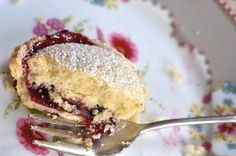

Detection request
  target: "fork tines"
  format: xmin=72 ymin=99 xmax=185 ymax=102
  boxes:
xmin=29 ymin=113 xmax=95 ymax=155
xmin=34 ymin=140 xmax=95 ymax=156
xmin=29 ymin=113 xmax=84 ymax=127
xmin=31 ymin=125 xmax=79 ymax=138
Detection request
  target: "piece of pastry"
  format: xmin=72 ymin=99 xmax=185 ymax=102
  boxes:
xmin=9 ymin=30 xmax=148 ymax=134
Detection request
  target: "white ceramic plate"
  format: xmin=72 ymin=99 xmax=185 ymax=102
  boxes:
xmin=0 ymin=0 xmax=235 ymax=156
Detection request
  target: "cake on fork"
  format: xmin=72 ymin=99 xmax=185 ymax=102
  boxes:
xmin=9 ymin=30 xmax=148 ymax=135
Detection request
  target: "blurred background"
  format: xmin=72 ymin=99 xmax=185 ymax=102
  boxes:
xmin=158 ymin=0 xmax=236 ymax=84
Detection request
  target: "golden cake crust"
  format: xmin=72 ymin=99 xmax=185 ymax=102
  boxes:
xmin=9 ymin=33 xmax=148 ymax=122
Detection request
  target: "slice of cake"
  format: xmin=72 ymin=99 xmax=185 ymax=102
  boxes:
xmin=9 ymin=30 xmax=148 ymax=135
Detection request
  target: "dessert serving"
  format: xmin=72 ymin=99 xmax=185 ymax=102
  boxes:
xmin=9 ymin=30 xmax=148 ymax=136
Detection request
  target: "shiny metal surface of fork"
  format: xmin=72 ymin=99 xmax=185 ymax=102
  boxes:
xmin=30 ymin=114 xmax=236 ymax=156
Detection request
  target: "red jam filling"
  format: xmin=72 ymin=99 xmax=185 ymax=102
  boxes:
xmin=21 ymin=30 xmax=115 ymax=134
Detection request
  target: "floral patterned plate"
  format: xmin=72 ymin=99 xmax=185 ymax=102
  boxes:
xmin=218 ymin=0 xmax=236 ymax=22
xmin=0 ymin=0 xmax=235 ymax=156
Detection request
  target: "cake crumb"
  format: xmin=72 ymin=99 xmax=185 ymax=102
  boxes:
xmin=92 ymin=109 xmax=99 ymax=116
xmin=121 ymin=141 xmax=130 ymax=146
xmin=63 ymin=101 xmax=77 ymax=112
xmin=51 ymin=114 xmax=58 ymax=119
xmin=46 ymin=113 xmax=58 ymax=119
xmin=93 ymin=109 xmax=113 ymax=123
xmin=92 ymin=133 xmax=101 ymax=139
xmin=104 ymin=124 xmax=115 ymax=134
xmin=84 ymin=138 xmax=93 ymax=148
xmin=46 ymin=113 xmax=51 ymax=116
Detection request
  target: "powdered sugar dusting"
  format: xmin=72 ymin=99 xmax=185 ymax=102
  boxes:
xmin=36 ymin=43 xmax=146 ymax=103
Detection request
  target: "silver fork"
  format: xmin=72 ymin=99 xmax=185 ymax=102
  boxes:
xmin=29 ymin=114 xmax=236 ymax=156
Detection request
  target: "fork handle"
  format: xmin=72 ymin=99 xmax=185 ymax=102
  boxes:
xmin=141 ymin=115 xmax=236 ymax=133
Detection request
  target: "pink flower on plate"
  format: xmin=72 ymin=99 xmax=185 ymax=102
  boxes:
xmin=120 ymin=0 xmax=130 ymax=2
xmin=16 ymin=118 xmax=49 ymax=155
xmin=217 ymin=123 xmax=236 ymax=136
xmin=96 ymin=27 xmax=105 ymax=41
xmin=46 ymin=18 xmax=65 ymax=31
xmin=202 ymin=141 xmax=212 ymax=152
xmin=33 ymin=23 xmax=48 ymax=36
xmin=109 ymin=33 xmax=138 ymax=62
xmin=202 ymin=93 xmax=212 ymax=104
